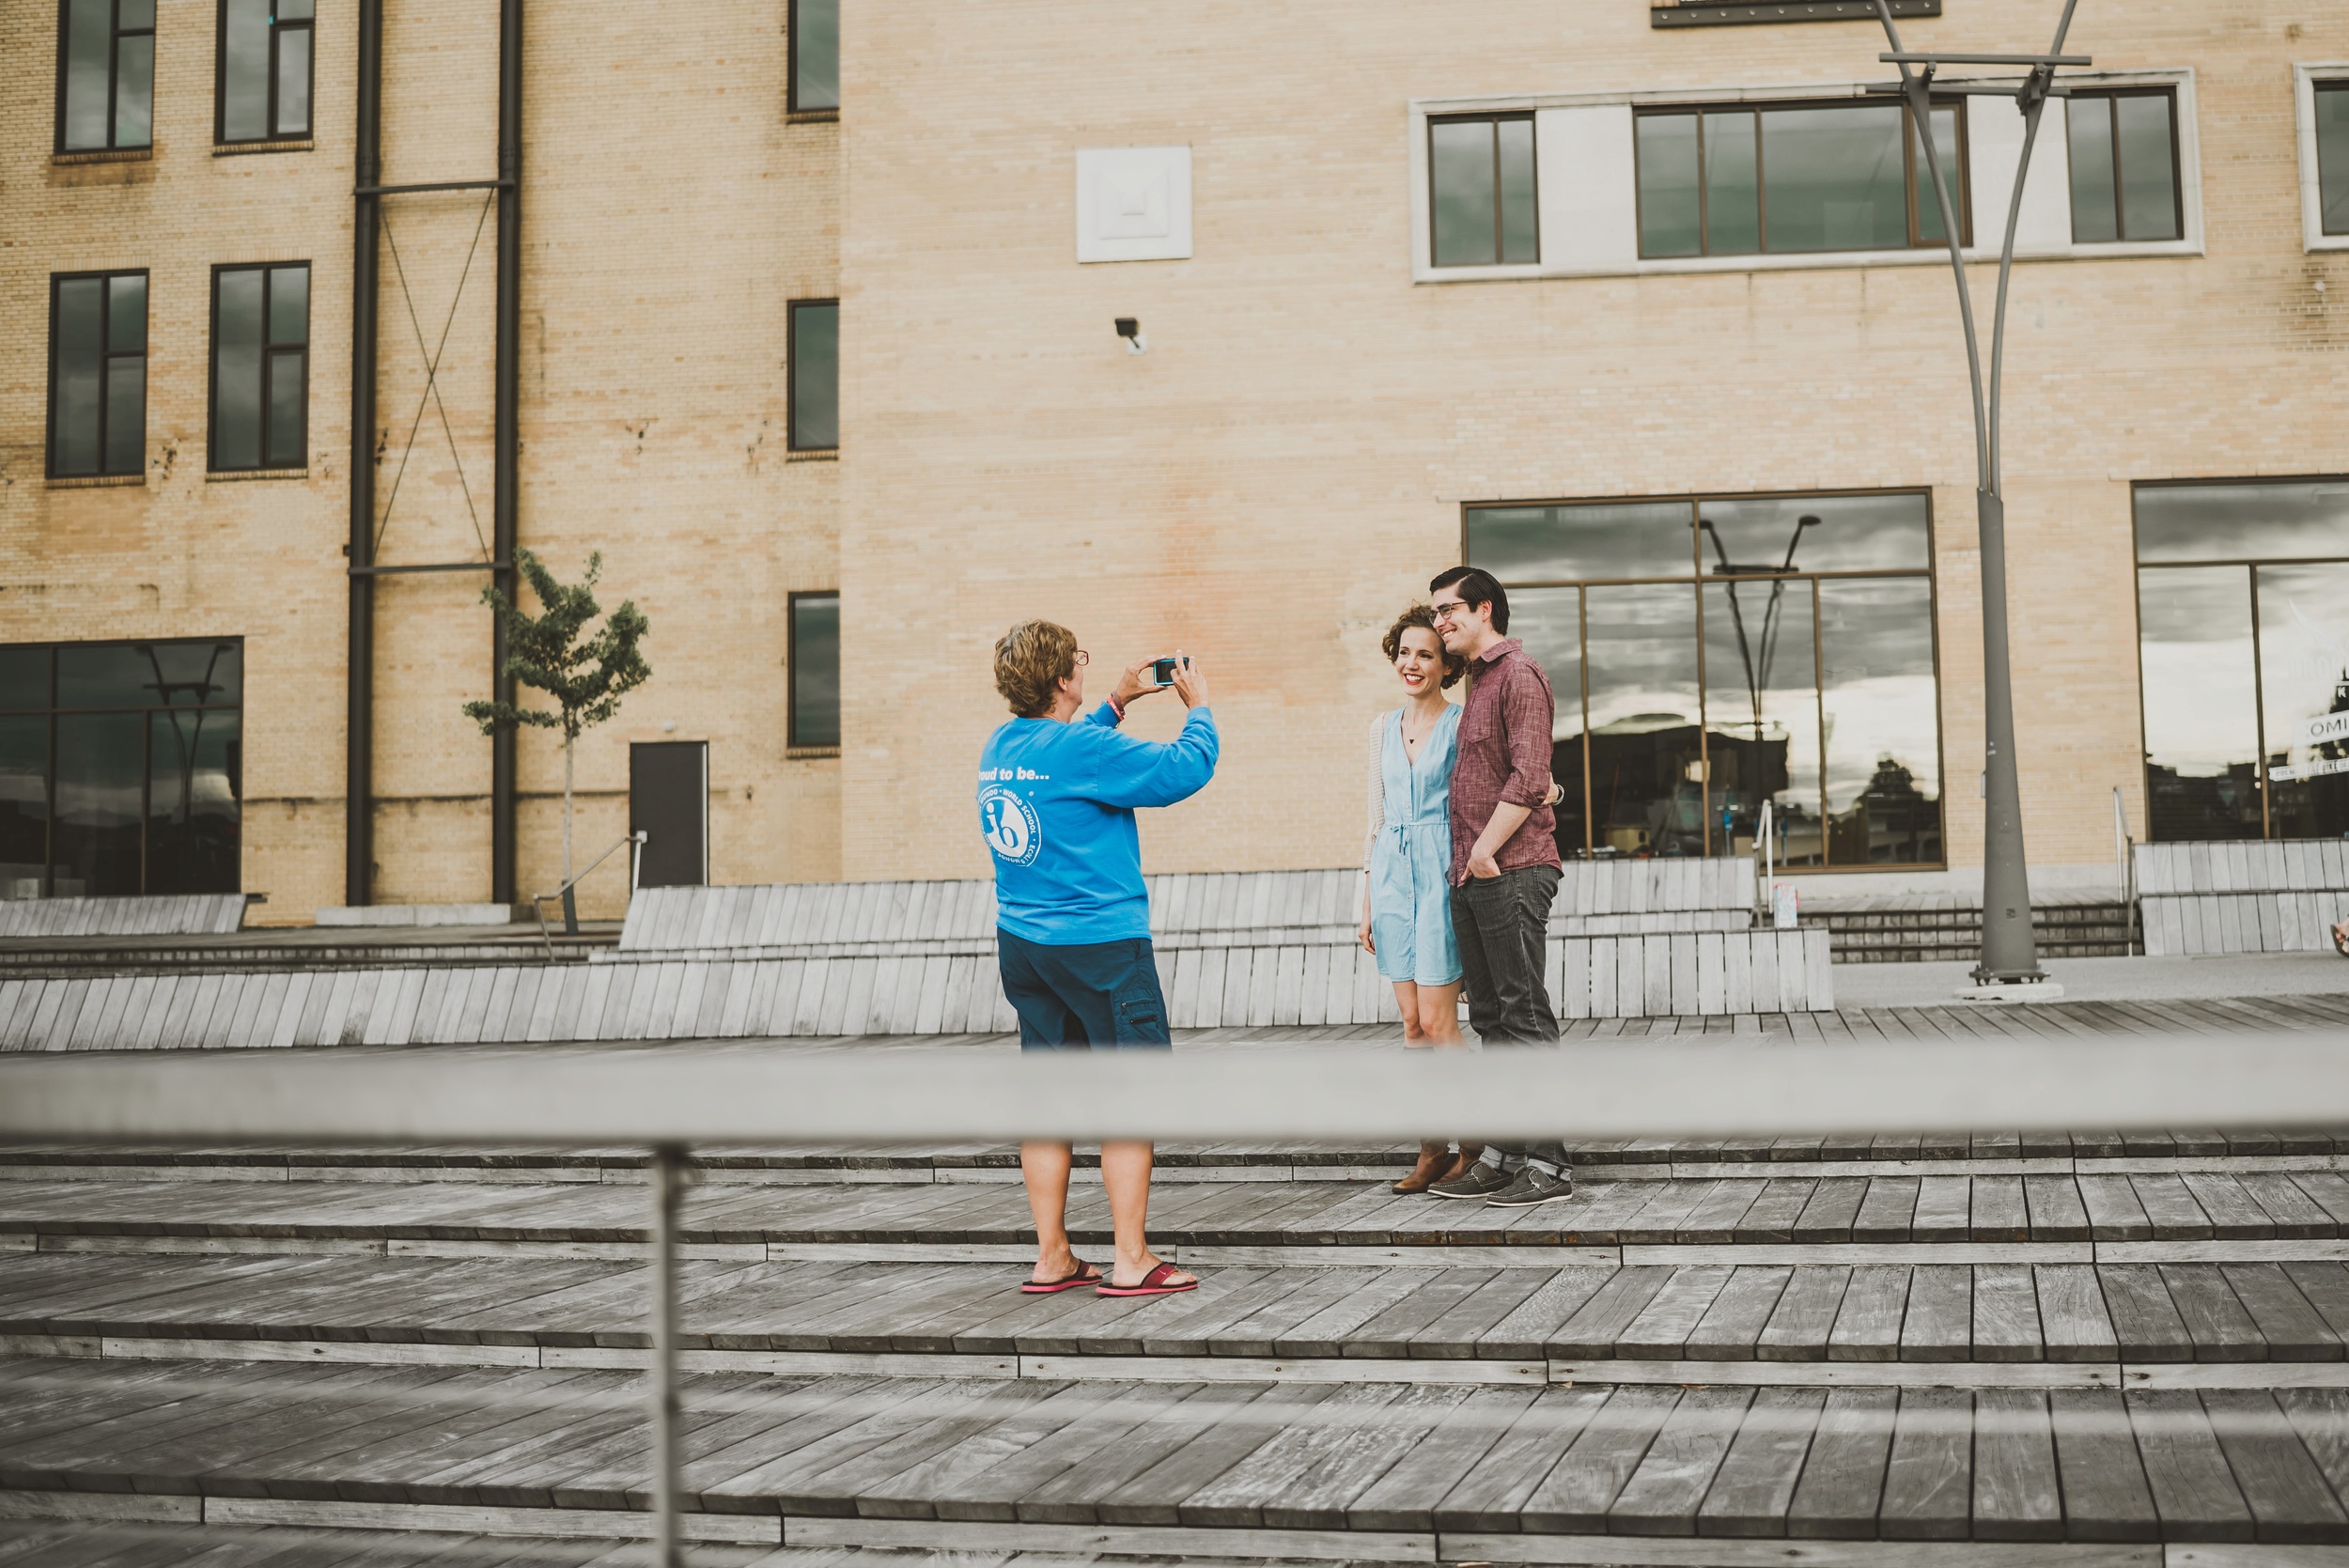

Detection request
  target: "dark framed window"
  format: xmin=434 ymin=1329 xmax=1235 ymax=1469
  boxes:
xmin=2068 ymin=89 xmax=2181 ymax=243
xmin=788 ymin=299 xmax=838 ymax=452
xmin=1429 ymin=114 xmax=1537 ymax=267
xmin=788 ymin=0 xmax=837 ymax=114
xmin=48 ymin=272 xmax=148 ymax=479
xmin=0 ymin=639 xmax=243 ymax=901
xmin=2315 ymin=81 xmax=2349 ymax=237
xmin=217 ymin=0 xmax=312 ymax=144
xmin=56 ymin=0 xmax=154 ymax=153
xmin=788 ymin=593 xmax=841 ymax=750
xmin=1466 ymin=490 xmax=1943 ymax=868
xmin=2133 ymin=480 xmax=2349 ymax=844
xmin=1636 ymin=99 xmax=1967 ymax=259
xmin=210 ymin=263 xmax=309 ymax=473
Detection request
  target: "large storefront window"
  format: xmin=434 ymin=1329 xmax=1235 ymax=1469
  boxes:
xmin=0 ymin=639 xmax=241 ymax=899
xmin=2136 ymin=481 xmax=2349 ymax=842
xmin=1468 ymin=490 xmax=1943 ymax=867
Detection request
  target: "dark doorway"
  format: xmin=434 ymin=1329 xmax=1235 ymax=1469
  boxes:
xmin=630 ymin=741 xmax=707 ymax=888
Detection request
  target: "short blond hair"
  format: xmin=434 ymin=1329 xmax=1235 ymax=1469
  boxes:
xmin=994 ymin=620 xmax=1079 ymax=718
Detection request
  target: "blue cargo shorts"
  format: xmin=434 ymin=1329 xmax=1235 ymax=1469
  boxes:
xmin=996 ymin=929 xmax=1172 ymax=1049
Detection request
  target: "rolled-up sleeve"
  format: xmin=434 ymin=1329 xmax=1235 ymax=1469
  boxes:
xmin=1496 ymin=665 xmax=1554 ymax=809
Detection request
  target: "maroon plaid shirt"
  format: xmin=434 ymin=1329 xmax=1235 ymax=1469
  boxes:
xmin=1448 ymin=638 xmax=1562 ymax=886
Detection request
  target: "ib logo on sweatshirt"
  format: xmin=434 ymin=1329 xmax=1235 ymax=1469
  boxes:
xmin=978 ymin=787 xmax=1042 ymax=866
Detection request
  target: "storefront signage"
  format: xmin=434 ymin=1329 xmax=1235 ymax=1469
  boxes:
xmin=2270 ymin=755 xmax=2349 ymax=784
xmin=2302 ymin=712 xmax=2349 ymax=750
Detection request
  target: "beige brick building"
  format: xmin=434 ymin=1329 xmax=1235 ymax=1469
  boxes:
xmin=6 ymin=0 xmax=2348 ymax=922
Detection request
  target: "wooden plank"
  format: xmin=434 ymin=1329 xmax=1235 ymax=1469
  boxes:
xmin=2023 ymin=1174 xmax=2092 ymax=1242
xmin=1784 ymin=1386 xmax=1897 ymax=1539
xmin=1429 ymin=1385 xmax=1612 ymax=1531
xmin=1092 ymin=1382 xmax=1348 ymax=1527
xmin=1899 ymin=1265 xmax=1971 ymax=1363
xmin=1827 ymin=1264 xmax=1911 ymax=1364
xmin=1343 ymin=1382 xmax=1544 ymax=1532
xmin=1518 ymin=1384 xmax=1683 ymax=1533
xmin=1910 ymin=1175 xmax=1971 ymax=1242
xmin=2159 ymin=1263 xmax=2264 ymax=1363
xmin=1755 ymin=1265 xmax=1851 ymax=1363
xmin=1853 ymin=1177 xmax=1920 ymax=1244
xmin=1684 ymin=1266 xmax=1792 ymax=1361
xmin=2199 ymin=1389 xmax=2349 ymax=1542
xmin=2036 ymin=1265 xmax=2119 ymax=1363
xmin=1693 ymin=1385 xmax=1825 ymax=1538
xmin=1547 ymin=1267 xmax=1673 ymax=1358
xmin=1614 ymin=1266 xmax=1735 ymax=1359
xmin=1878 ymin=1387 xmax=1971 ymax=1540
xmin=2100 ymin=1264 xmax=2193 ymax=1363
xmin=1476 ymin=1268 xmax=1614 ymax=1361
xmin=1608 ymin=1386 xmax=1752 ymax=1536
xmin=1972 ymin=1264 xmax=2044 ymax=1363
xmin=2129 ymin=1389 xmax=2257 ymax=1538
xmin=2049 ymin=1389 xmax=2159 ymax=1543
xmin=2078 ymin=1174 xmax=2155 ymax=1241
xmin=2219 ymin=1263 xmax=2343 ymax=1361
xmin=1972 ymin=1388 xmax=2062 ymax=1540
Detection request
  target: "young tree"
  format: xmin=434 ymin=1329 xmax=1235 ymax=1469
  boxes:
xmin=463 ymin=549 xmax=651 ymax=905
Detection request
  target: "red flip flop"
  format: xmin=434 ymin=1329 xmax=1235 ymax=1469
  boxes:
xmin=1020 ymin=1262 xmax=1102 ymax=1295
xmin=1097 ymin=1262 xmax=1198 ymax=1297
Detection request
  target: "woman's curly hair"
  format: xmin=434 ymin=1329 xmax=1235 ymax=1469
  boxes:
xmin=994 ymin=619 xmax=1080 ymax=718
xmin=1382 ymin=604 xmax=1466 ymax=690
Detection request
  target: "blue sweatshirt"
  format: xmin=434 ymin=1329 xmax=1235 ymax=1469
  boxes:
xmin=978 ymin=701 xmax=1219 ymax=945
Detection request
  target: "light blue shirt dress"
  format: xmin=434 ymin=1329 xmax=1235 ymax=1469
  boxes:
xmin=1365 ymin=705 xmax=1463 ymax=986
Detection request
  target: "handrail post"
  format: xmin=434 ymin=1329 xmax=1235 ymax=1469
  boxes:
xmin=649 ymin=1141 xmax=688 ymax=1567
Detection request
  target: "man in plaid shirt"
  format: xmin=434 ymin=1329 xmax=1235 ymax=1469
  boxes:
xmin=1423 ymin=567 xmax=1574 ymax=1207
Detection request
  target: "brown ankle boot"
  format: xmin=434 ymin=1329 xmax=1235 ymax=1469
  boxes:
xmin=1436 ymin=1142 xmax=1485 ymax=1184
xmin=1393 ymin=1141 xmax=1450 ymax=1193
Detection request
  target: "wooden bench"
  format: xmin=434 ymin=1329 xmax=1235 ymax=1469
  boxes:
xmin=2135 ymin=840 xmax=2349 ymax=955
xmin=0 ymin=894 xmax=247 ymax=941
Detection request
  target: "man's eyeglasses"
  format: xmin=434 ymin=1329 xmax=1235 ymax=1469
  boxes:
xmin=1071 ymin=650 xmax=1090 ymax=667
xmin=1429 ymin=601 xmax=1472 ymax=624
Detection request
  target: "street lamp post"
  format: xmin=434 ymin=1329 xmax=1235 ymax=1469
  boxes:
xmin=1869 ymin=0 xmax=2087 ymax=998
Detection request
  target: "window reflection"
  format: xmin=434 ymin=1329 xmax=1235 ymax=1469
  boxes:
xmin=1704 ymin=579 xmax=1822 ymax=865
xmin=1821 ymin=578 xmax=1942 ymax=864
xmin=1584 ymin=584 xmax=1704 ymax=859
xmin=1470 ymin=490 xmax=1941 ymax=867
xmin=2136 ymin=482 xmax=2349 ymax=564
xmin=1468 ymin=502 xmax=1691 ymax=583
xmin=148 ymin=710 xmax=241 ymax=893
xmin=1509 ymin=587 xmax=1584 ymax=858
xmin=2257 ymin=563 xmax=2349 ymax=840
xmin=53 ymin=713 xmax=144 ymax=897
xmin=2137 ymin=565 xmax=2261 ymax=841
xmin=0 ymin=718 xmax=46 ymax=899
xmin=2 ymin=639 xmax=242 ymax=899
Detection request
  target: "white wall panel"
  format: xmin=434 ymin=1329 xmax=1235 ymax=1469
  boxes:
xmin=1536 ymin=104 xmax=1639 ymax=273
xmin=1966 ymin=96 xmax=2073 ymax=256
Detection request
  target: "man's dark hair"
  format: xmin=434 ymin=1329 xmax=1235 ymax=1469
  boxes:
xmin=1430 ymin=566 xmax=1509 ymax=635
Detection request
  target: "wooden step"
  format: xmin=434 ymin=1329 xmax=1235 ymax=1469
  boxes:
xmin=15 ymin=1252 xmax=2349 ymax=1374
xmin=13 ymin=1170 xmax=2349 ymax=1257
xmin=6 ymin=1356 xmax=2349 ymax=1547
xmin=10 ymin=1128 xmax=2348 ymax=1186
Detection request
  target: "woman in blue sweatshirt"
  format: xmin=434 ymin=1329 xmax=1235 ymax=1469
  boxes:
xmin=980 ymin=620 xmax=1218 ymax=1297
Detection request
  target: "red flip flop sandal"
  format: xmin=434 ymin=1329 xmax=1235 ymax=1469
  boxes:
xmin=1020 ymin=1262 xmax=1102 ymax=1295
xmin=1097 ymin=1262 xmax=1198 ymax=1297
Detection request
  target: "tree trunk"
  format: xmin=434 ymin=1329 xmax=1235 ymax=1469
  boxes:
xmin=562 ymin=732 xmax=576 ymax=891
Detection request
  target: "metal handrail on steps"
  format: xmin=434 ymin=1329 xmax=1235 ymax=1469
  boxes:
xmin=532 ymin=831 xmax=647 ymax=951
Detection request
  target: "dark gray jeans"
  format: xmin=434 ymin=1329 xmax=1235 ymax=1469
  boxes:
xmin=1451 ymin=863 xmax=1564 ymax=1171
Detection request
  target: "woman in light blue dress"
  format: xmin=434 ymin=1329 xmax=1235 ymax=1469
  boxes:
xmin=1357 ymin=605 xmax=1473 ymax=1192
